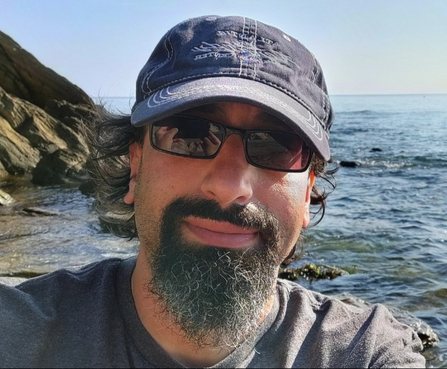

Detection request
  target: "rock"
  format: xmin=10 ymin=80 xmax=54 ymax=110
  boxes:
xmin=0 ymin=161 xmax=8 ymax=177
xmin=0 ymin=188 xmax=14 ymax=206
xmin=20 ymin=207 xmax=61 ymax=216
xmin=370 ymin=148 xmax=383 ymax=152
xmin=31 ymin=149 xmax=88 ymax=186
xmin=340 ymin=160 xmax=359 ymax=168
xmin=0 ymin=116 xmax=40 ymax=174
xmin=0 ymin=30 xmax=93 ymax=109
xmin=279 ymin=263 xmax=348 ymax=281
xmin=0 ymin=30 xmax=98 ymax=184
xmin=0 ymin=86 xmax=91 ymax=181
xmin=79 ymin=179 xmax=96 ymax=196
xmin=44 ymin=99 xmax=97 ymax=134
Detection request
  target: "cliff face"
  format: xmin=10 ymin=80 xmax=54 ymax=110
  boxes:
xmin=0 ymin=30 xmax=97 ymax=184
xmin=0 ymin=30 xmax=92 ymax=109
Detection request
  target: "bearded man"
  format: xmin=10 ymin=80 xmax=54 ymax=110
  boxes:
xmin=0 ymin=15 xmax=425 ymax=368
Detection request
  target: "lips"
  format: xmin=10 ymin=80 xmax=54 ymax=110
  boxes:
xmin=182 ymin=217 xmax=259 ymax=249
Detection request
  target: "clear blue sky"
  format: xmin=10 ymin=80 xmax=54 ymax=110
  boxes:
xmin=2 ymin=0 xmax=447 ymax=97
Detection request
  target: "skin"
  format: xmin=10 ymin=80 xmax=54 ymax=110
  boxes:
xmin=124 ymin=102 xmax=315 ymax=367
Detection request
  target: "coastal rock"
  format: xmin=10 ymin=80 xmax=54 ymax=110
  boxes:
xmin=78 ymin=179 xmax=96 ymax=196
xmin=31 ymin=149 xmax=88 ymax=185
xmin=0 ymin=109 xmax=40 ymax=174
xmin=279 ymin=263 xmax=348 ymax=281
xmin=0 ymin=161 xmax=7 ymax=177
xmin=20 ymin=207 xmax=61 ymax=216
xmin=0 ymin=86 xmax=90 ymax=178
xmin=340 ymin=160 xmax=359 ymax=168
xmin=0 ymin=30 xmax=92 ymax=109
xmin=44 ymin=99 xmax=97 ymax=134
xmin=0 ymin=31 xmax=98 ymax=184
xmin=0 ymin=188 xmax=14 ymax=206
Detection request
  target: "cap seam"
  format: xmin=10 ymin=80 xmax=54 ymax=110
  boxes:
xmin=141 ymin=28 xmax=176 ymax=96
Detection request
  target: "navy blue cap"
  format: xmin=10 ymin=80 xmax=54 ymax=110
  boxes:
xmin=131 ymin=15 xmax=333 ymax=161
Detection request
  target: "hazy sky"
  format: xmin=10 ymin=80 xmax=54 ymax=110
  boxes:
xmin=2 ymin=0 xmax=447 ymax=97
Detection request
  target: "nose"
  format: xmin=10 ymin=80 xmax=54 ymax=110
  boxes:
xmin=200 ymin=134 xmax=256 ymax=207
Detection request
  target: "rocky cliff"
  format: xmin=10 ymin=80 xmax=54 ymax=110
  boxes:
xmin=0 ymin=30 xmax=97 ymax=184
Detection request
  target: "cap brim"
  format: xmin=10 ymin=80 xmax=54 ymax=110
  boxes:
xmin=131 ymin=76 xmax=330 ymax=161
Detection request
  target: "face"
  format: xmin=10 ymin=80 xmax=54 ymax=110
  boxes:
xmin=125 ymin=102 xmax=315 ymax=347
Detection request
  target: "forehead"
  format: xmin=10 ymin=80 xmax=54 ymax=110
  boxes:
xmin=181 ymin=102 xmax=294 ymax=132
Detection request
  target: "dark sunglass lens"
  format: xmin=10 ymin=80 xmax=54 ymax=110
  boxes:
xmin=151 ymin=116 xmax=224 ymax=157
xmin=246 ymin=132 xmax=311 ymax=171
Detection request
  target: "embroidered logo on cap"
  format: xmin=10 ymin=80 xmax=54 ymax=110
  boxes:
xmin=191 ymin=31 xmax=299 ymax=69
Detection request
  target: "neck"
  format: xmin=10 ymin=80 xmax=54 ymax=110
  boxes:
xmin=131 ymin=251 xmax=275 ymax=367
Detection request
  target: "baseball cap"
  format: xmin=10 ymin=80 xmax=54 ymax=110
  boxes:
xmin=131 ymin=15 xmax=333 ymax=161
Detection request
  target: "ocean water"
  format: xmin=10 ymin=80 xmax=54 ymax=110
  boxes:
xmin=0 ymin=94 xmax=446 ymax=366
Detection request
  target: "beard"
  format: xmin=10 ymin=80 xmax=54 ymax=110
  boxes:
xmin=143 ymin=197 xmax=287 ymax=348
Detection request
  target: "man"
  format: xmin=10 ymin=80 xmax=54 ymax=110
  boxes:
xmin=0 ymin=15 xmax=425 ymax=367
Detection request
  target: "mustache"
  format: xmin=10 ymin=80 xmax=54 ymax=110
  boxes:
xmin=162 ymin=197 xmax=279 ymax=236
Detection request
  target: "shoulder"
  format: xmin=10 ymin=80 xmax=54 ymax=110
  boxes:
xmin=0 ymin=257 xmax=129 ymax=323
xmin=0 ymin=257 xmax=134 ymax=366
xmin=273 ymin=279 xmax=425 ymax=368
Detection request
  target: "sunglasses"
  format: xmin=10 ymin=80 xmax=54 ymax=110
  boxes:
xmin=149 ymin=114 xmax=313 ymax=172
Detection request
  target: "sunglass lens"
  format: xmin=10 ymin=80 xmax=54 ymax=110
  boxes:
xmin=152 ymin=116 xmax=224 ymax=157
xmin=246 ymin=132 xmax=311 ymax=171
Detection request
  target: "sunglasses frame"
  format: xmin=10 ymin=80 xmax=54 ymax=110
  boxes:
xmin=149 ymin=114 xmax=313 ymax=173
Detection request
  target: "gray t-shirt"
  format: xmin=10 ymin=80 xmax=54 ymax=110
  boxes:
xmin=0 ymin=257 xmax=425 ymax=368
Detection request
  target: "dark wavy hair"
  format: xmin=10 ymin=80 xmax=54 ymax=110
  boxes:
xmin=87 ymin=108 xmax=337 ymax=239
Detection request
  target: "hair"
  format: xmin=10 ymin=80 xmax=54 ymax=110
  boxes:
xmin=87 ymin=108 xmax=337 ymax=239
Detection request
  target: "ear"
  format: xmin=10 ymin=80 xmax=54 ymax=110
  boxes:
xmin=123 ymin=142 xmax=142 ymax=205
xmin=302 ymin=172 xmax=316 ymax=227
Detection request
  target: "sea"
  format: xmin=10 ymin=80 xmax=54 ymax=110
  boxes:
xmin=0 ymin=94 xmax=446 ymax=367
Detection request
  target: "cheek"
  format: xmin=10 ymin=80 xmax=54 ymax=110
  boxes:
xmin=263 ymin=175 xmax=308 ymax=248
xmin=135 ymin=148 xmax=204 ymax=215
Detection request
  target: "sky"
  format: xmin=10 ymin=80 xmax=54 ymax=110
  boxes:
xmin=1 ymin=0 xmax=447 ymax=98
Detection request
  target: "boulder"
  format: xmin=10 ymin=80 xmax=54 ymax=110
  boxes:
xmin=340 ymin=160 xmax=359 ymax=168
xmin=0 ymin=112 xmax=40 ymax=174
xmin=0 ymin=30 xmax=99 ymax=184
xmin=31 ymin=149 xmax=88 ymax=186
xmin=0 ymin=188 xmax=14 ymax=206
xmin=0 ymin=30 xmax=93 ymax=109
xmin=0 ymin=161 xmax=7 ymax=177
xmin=44 ymin=99 xmax=97 ymax=134
xmin=0 ymin=86 xmax=90 ymax=177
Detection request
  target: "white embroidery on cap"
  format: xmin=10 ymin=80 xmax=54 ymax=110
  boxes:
xmin=191 ymin=35 xmax=298 ymax=68
xmin=283 ymin=34 xmax=291 ymax=42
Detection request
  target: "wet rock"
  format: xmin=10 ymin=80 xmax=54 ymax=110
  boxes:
xmin=20 ymin=207 xmax=61 ymax=216
xmin=79 ymin=179 xmax=96 ymax=196
xmin=31 ymin=149 xmax=88 ymax=186
xmin=279 ymin=263 xmax=348 ymax=281
xmin=0 ymin=30 xmax=92 ymax=109
xmin=340 ymin=161 xmax=359 ymax=168
xmin=0 ymin=188 xmax=14 ymax=206
xmin=370 ymin=147 xmax=383 ymax=152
